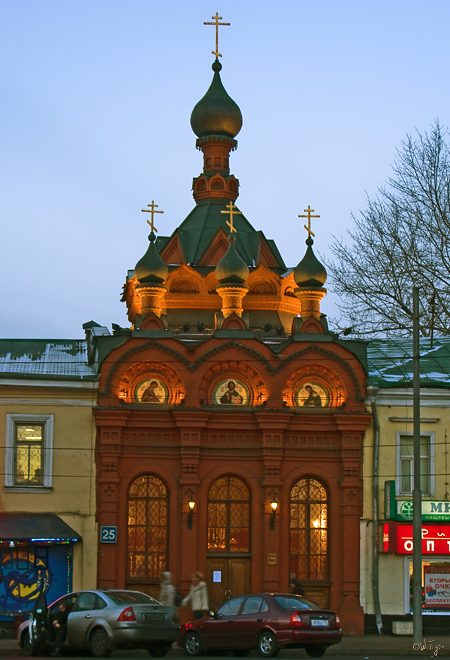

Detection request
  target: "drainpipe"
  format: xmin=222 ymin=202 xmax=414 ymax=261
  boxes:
xmin=368 ymin=386 xmax=383 ymax=635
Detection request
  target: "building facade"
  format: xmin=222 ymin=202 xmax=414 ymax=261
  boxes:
xmin=361 ymin=337 xmax=450 ymax=632
xmin=92 ymin=56 xmax=371 ymax=634
xmin=0 ymin=339 xmax=98 ymax=619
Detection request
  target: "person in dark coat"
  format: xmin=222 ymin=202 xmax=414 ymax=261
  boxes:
xmin=289 ymin=577 xmax=305 ymax=596
xmin=50 ymin=600 xmax=71 ymax=656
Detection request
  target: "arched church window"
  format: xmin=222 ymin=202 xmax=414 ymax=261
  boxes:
xmin=208 ymin=476 xmax=250 ymax=552
xmin=127 ymin=475 xmax=168 ymax=579
xmin=290 ymin=478 xmax=328 ymax=581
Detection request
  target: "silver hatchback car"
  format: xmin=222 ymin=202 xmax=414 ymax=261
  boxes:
xmin=18 ymin=589 xmax=179 ymax=657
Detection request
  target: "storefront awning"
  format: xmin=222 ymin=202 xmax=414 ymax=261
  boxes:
xmin=0 ymin=513 xmax=81 ymax=542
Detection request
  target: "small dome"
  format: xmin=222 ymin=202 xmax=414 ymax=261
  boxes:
xmin=215 ymin=235 xmax=249 ymax=284
xmin=191 ymin=61 xmax=243 ymax=139
xmin=294 ymin=238 xmax=327 ymax=287
xmin=135 ymin=233 xmax=168 ymax=284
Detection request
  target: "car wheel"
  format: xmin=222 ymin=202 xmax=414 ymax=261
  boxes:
xmin=305 ymin=645 xmax=327 ymax=658
xmin=89 ymin=628 xmax=111 ymax=657
xmin=22 ymin=630 xmax=38 ymax=657
xmin=257 ymin=631 xmax=278 ymax=657
xmin=148 ymin=643 xmax=171 ymax=657
xmin=231 ymin=650 xmax=250 ymax=656
xmin=183 ymin=631 xmax=203 ymax=656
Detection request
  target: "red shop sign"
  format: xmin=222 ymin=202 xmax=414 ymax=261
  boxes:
xmin=395 ymin=524 xmax=450 ymax=554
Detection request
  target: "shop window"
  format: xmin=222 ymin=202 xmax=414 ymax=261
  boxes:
xmin=289 ymin=477 xmax=328 ymax=581
xmin=397 ymin=432 xmax=434 ymax=496
xmin=127 ymin=475 xmax=168 ymax=579
xmin=207 ymin=476 xmax=250 ymax=552
xmin=5 ymin=414 xmax=54 ymax=489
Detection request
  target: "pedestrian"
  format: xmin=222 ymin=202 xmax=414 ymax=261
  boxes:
xmin=289 ymin=577 xmax=305 ymax=597
xmin=159 ymin=571 xmax=177 ymax=607
xmin=181 ymin=571 xmax=208 ymax=619
xmin=50 ymin=600 xmax=71 ymax=656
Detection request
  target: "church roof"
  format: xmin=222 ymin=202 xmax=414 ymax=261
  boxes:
xmin=0 ymin=339 xmax=97 ymax=380
xmin=155 ymin=200 xmax=286 ymax=269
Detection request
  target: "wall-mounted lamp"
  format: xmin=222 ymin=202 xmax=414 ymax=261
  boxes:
xmin=187 ymin=499 xmax=196 ymax=530
xmin=9 ymin=541 xmax=15 ymax=548
xmin=270 ymin=499 xmax=279 ymax=530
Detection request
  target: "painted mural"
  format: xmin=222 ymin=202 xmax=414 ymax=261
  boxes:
xmin=213 ymin=379 xmax=250 ymax=405
xmin=295 ymin=382 xmax=329 ymax=407
xmin=0 ymin=546 xmax=70 ymax=616
xmin=135 ymin=378 xmax=168 ymax=403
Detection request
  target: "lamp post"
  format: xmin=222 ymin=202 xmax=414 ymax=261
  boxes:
xmin=187 ymin=499 xmax=196 ymax=530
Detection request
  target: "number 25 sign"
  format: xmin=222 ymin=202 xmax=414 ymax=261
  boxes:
xmin=100 ymin=526 xmax=117 ymax=543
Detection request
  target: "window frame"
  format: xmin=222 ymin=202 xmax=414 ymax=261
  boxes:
xmin=396 ymin=431 xmax=434 ymax=497
xmin=5 ymin=414 xmax=54 ymax=490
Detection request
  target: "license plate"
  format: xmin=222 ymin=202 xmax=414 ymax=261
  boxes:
xmin=311 ymin=619 xmax=328 ymax=627
xmin=144 ymin=612 xmax=165 ymax=622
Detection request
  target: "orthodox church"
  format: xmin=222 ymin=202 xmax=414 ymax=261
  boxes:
xmin=91 ymin=28 xmax=371 ymax=635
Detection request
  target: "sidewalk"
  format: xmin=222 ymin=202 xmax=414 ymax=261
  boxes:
xmin=0 ymin=635 xmax=449 ymax=657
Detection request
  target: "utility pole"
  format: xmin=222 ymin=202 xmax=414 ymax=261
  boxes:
xmin=412 ymin=287 xmax=423 ymax=644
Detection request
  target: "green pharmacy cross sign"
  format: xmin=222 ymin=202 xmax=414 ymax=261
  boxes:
xmin=384 ymin=481 xmax=450 ymax=522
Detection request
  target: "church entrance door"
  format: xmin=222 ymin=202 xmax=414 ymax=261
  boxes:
xmin=207 ymin=557 xmax=251 ymax=610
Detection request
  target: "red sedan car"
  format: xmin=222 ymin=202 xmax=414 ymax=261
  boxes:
xmin=178 ymin=593 xmax=342 ymax=658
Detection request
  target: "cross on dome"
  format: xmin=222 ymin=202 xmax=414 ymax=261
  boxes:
xmin=298 ymin=205 xmax=320 ymax=239
xmin=141 ymin=201 xmax=164 ymax=234
xmin=221 ymin=201 xmax=241 ymax=235
xmin=204 ymin=12 xmax=230 ymax=59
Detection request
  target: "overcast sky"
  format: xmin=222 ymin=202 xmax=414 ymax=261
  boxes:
xmin=1 ymin=0 xmax=449 ymax=339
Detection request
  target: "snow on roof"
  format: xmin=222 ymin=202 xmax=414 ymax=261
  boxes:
xmin=0 ymin=340 xmax=97 ymax=379
xmin=367 ymin=337 xmax=450 ymax=387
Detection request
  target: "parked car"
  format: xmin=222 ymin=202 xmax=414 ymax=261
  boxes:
xmin=18 ymin=588 xmax=179 ymax=657
xmin=178 ymin=593 xmax=342 ymax=658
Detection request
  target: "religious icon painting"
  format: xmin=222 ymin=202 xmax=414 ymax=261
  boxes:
xmin=135 ymin=378 xmax=169 ymax=404
xmin=213 ymin=379 xmax=250 ymax=405
xmin=295 ymin=382 xmax=329 ymax=408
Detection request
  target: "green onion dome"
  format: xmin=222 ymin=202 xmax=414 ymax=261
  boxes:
xmin=215 ymin=235 xmax=249 ymax=284
xmin=191 ymin=61 xmax=243 ymax=139
xmin=135 ymin=232 xmax=168 ymax=284
xmin=294 ymin=237 xmax=327 ymax=287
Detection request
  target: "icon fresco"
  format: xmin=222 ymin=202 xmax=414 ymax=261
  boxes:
xmin=213 ymin=379 xmax=250 ymax=405
xmin=295 ymin=382 xmax=329 ymax=407
xmin=135 ymin=378 xmax=168 ymax=403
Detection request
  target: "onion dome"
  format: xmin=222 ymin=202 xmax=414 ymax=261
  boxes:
xmin=215 ymin=235 xmax=249 ymax=284
xmin=135 ymin=232 xmax=168 ymax=284
xmin=294 ymin=237 xmax=327 ymax=287
xmin=191 ymin=61 xmax=243 ymax=138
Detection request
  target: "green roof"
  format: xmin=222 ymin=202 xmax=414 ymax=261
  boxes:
xmin=155 ymin=199 xmax=286 ymax=269
xmin=367 ymin=337 xmax=450 ymax=388
xmin=0 ymin=339 xmax=97 ymax=380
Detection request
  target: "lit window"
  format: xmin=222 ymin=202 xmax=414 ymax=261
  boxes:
xmin=397 ymin=432 xmax=434 ymax=496
xmin=5 ymin=414 xmax=54 ymax=489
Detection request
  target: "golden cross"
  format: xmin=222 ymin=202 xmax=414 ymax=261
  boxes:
xmin=204 ymin=12 xmax=230 ymax=59
xmin=221 ymin=202 xmax=241 ymax=234
xmin=298 ymin=205 xmax=320 ymax=239
xmin=141 ymin=201 xmax=164 ymax=234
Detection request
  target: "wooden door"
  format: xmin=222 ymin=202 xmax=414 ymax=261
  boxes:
xmin=207 ymin=557 xmax=250 ymax=610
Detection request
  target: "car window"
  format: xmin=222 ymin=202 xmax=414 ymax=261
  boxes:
xmin=242 ymin=597 xmax=265 ymax=615
xmin=95 ymin=595 xmax=108 ymax=610
xmin=106 ymin=591 xmax=157 ymax=605
xmin=274 ymin=596 xmax=315 ymax=610
xmin=217 ymin=597 xmax=244 ymax=616
xmin=74 ymin=593 xmax=97 ymax=611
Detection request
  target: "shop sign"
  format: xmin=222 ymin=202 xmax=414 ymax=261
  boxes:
xmin=396 ymin=500 xmax=450 ymax=522
xmin=384 ymin=481 xmax=396 ymax=520
xmin=396 ymin=525 xmax=450 ymax=554
xmin=383 ymin=522 xmax=450 ymax=554
xmin=424 ymin=566 xmax=450 ymax=608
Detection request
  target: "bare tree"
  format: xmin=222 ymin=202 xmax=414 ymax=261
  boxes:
xmin=327 ymin=121 xmax=450 ymax=337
